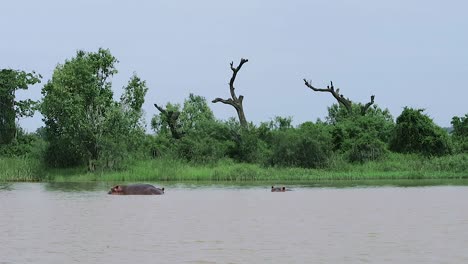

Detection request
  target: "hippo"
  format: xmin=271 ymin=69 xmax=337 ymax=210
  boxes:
xmin=108 ymin=184 xmax=165 ymax=195
xmin=271 ymin=186 xmax=291 ymax=192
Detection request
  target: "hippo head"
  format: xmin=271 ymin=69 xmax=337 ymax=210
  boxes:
xmin=271 ymin=186 xmax=287 ymax=192
xmin=108 ymin=185 xmax=124 ymax=195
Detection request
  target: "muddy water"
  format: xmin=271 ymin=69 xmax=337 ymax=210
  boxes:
xmin=1 ymin=182 xmax=468 ymax=263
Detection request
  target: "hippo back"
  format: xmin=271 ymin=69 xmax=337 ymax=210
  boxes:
xmin=123 ymin=184 xmax=164 ymax=195
xmin=108 ymin=184 xmax=164 ymax=195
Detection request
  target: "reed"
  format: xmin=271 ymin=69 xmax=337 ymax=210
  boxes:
xmin=50 ymin=154 xmax=468 ymax=182
xmin=0 ymin=157 xmax=44 ymax=182
xmin=2 ymin=153 xmax=467 ymax=182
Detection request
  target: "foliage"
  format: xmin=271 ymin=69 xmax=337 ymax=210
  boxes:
xmin=265 ymin=121 xmax=332 ymax=168
xmin=40 ymin=48 xmax=147 ymax=169
xmin=451 ymin=114 xmax=468 ymax=153
xmin=42 ymin=153 xmax=468 ymax=182
xmin=179 ymin=93 xmax=215 ymax=132
xmin=0 ymin=157 xmax=44 ymax=181
xmin=326 ymin=104 xmax=394 ymax=163
xmin=0 ymin=128 xmax=46 ymax=158
xmin=222 ymin=119 xmax=267 ymax=163
xmin=390 ymin=107 xmax=452 ymax=156
xmin=3 ymin=48 xmax=467 ymax=179
xmin=326 ymin=103 xmax=392 ymax=125
xmin=151 ymin=102 xmax=182 ymax=135
xmin=151 ymin=94 xmax=233 ymax=163
xmin=266 ymin=116 xmax=293 ymax=130
xmin=347 ymin=134 xmax=388 ymax=163
xmin=0 ymin=69 xmax=41 ymax=145
xmin=172 ymin=124 xmax=230 ymax=163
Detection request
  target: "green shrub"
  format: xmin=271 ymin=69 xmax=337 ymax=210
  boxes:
xmin=451 ymin=114 xmax=468 ymax=153
xmin=390 ymin=108 xmax=452 ymax=156
xmin=347 ymin=135 xmax=388 ymax=163
xmin=327 ymin=104 xmax=394 ymax=154
xmin=266 ymin=123 xmax=332 ymax=169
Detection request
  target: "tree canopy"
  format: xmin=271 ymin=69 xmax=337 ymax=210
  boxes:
xmin=0 ymin=69 xmax=41 ymax=145
xmin=1 ymin=48 xmax=464 ymax=173
xmin=41 ymin=48 xmax=147 ymax=169
xmin=390 ymin=107 xmax=452 ymax=156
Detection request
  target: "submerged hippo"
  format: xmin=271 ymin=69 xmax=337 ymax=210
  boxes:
xmin=271 ymin=186 xmax=291 ymax=192
xmin=108 ymin=184 xmax=165 ymax=195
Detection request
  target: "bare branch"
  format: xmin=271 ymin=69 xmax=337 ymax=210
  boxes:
xmin=153 ymin=103 xmax=183 ymax=139
xmin=154 ymin=103 xmax=165 ymax=114
xmin=361 ymin=95 xmax=375 ymax=115
xmin=303 ymin=79 xmax=352 ymax=112
xmin=229 ymin=58 xmax=248 ymax=100
xmin=212 ymin=98 xmax=234 ymax=105
xmin=213 ymin=58 xmax=249 ymax=128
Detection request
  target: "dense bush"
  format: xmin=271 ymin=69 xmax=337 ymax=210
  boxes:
xmin=0 ymin=128 xmax=45 ymax=157
xmin=151 ymin=95 xmax=237 ymax=163
xmin=327 ymin=104 xmax=394 ymax=159
xmin=224 ymin=120 xmax=268 ymax=164
xmin=451 ymin=114 xmax=468 ymax=153
xmin=266 ymin=121 xmax=332 ymax=168
xmin=4 ymin=47 xmax=467 ymax=177
xmin=347 ymin=135 xmax=388 ymax=163
xmin=173 ymin=120 xmax=233 ymax=163
xmin=390 ymin=108 xmax=452 ymax=156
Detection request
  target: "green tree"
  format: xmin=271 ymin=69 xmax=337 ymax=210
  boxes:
xmin=97 ymin=74 xmax=149 ymax=168
xmin=41 ymin=48 xmax=117 ymax=168
xmin=41 ymin=48 xmax=147 ymax=169
xmin=0 ymin=69 xmax=41 ymax=145
xmin=451 ymin=114 xmax=468 ymax=153
xmin=151 ymin=94 xmax=232 ymax=163
xmin=121 ymin=74 xmax=148 ymax=123
xmin=266 ymin=121 xmax=332 ymax=168
xmin=172 ymin=120 xmax=232 ymax=163
xmin=347 ymin=134 xmax=388 ymax=163
xmin=390 ymin=107 xmax=452 ymax=156
xmin=0 ymin=127 xmax=45 ymax=157
xmin=326 ymin=104 xmax=393 ymax=162
xmin=266 ymin=116 xmax=293 ymax=130
xmin=226 ymin=121 xmax=267 ymax=163
xmin=179 ymin=93 xmax=215 ymax=132
xmin=152 ymin=102 xmax=183 ymax=138
xmin=120 ymin=73 xmax=148 ymax=153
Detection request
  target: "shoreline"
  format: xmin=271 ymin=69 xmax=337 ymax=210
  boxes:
xmin=1 ymin=154 xmax=467 ymax=182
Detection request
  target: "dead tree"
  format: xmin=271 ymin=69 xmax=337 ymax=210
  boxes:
xmin=303 ymin=79 xmax=375 ymax=115
xmin=213 ymin=58 xmax=248 ymax=128
xmin=154 ymin=103 xmax=184 ymax=139
xmin=361 ymin=95 xmax=375 ymax=115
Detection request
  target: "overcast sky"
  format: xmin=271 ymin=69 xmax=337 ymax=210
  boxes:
xmin=2 ymin=0 xmax=467 ymax=132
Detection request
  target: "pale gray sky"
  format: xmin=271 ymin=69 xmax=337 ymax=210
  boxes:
xmin=2 ymin=0 xmax=467 ymax=132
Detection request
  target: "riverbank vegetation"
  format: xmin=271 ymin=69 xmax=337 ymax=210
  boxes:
xmin=1 ymin=153 xmax=467 ymax=182
xmin=1 ymin=48 xmax=467 ymax=182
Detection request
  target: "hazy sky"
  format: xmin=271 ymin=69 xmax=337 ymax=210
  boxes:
xmin=2 ymin=0 xmax=467 ymax=132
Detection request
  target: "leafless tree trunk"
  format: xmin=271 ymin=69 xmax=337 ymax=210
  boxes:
xmin=303 ymin=79 xmax=375 ymax=114
xmin=154 ymin=103 xmax=184 ymax=139
xmin=213 ymin=58 xmax=248 ymax=128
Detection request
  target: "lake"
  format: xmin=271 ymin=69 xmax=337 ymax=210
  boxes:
xmin=1 ymin=181 xmax=468 ymax=263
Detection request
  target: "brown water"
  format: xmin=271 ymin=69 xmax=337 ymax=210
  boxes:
xmin=1 ymin=182 xmax=468 ymax=264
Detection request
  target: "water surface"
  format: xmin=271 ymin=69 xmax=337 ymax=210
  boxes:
xmin=1 ymin=181 xmax=468 ymax=263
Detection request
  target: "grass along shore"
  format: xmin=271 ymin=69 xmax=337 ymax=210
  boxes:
xmin=0 ymin=153 xmax=467 ymax=182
